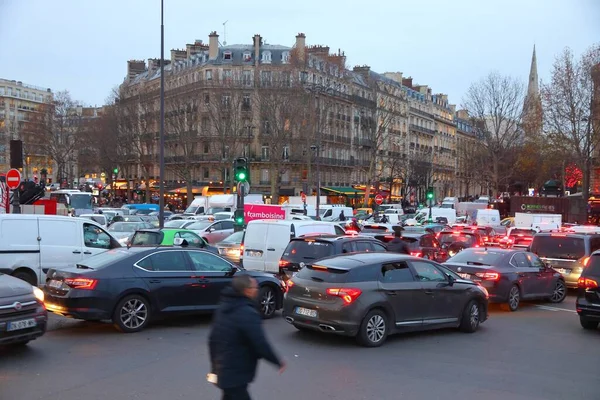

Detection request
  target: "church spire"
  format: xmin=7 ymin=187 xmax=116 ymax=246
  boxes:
xmin=527 ymin=45 xmax=540 ymax=98
xmin=523 ymin=45 xmax=542 ymax=136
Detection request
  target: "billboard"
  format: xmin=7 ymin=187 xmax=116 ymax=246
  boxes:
xmin=244 ymin=204 xmax=285 ymax=223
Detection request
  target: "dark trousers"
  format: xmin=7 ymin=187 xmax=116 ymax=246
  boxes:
xmin=222 ymin=385 xmax=251 ymax=400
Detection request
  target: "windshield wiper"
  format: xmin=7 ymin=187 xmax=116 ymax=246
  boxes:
xmin=466 ymin=261 xmax=490 ymax=266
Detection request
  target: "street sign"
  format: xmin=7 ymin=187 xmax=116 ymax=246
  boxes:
xmin=237 ymin=181 xmax=250 ymax=197
xmin=5 ymin=169 xmax=21 ymax=190
xmin=301 ymin=192 xmax=307 ymax=203
xmin=375 ymin=194 xmax=384 ymax=205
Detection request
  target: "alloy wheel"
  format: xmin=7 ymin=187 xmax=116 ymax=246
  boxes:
xmin=509 ymin=286 xmax=520 ymax=310
xmin=469 ymin=303 xmax=480 ymax=329
xmin=366 ymin=315 xmax=386 ymax=343
xmin=261 ymin=288 xmax=276 ymax=317
xmin=120 ymin=299 xmax=148 ymax=330
xmin=550 ymin=281 xmax=566 ymax=303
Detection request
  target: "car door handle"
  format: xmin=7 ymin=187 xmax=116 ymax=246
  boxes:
xmin=83 ymin=251 xmax=92 ymax=255
xmin=72 ymin=250 xmax=82 ymax=254
xmin=424 ymin=290 xmax=434 ymax=295
xmin=518 ymin=273 xmax=526 ymax=277
xmin=267 ymin=248 xmax=275 ymax=251
xmin=149 ymin=279 xmax=161 ymax=283
xmin=385 ymin=291 xmax=398 ymax=296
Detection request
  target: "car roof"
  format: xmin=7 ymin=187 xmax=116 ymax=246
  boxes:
xmin=292 ymin=235 xmax=377 ymax=243
xmin=317 ymin=252 xmax=416 ymax=269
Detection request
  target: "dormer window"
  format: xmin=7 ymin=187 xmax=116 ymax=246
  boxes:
xmin=282 ymin=51 xmax=290 ymax=63
xmin=243 ymin=52 xmax=252 ymax=62
xmin=223 ymin=51 xmax=232 ymax=61
xmin=262 ymin=51 xmax=272 ymax=64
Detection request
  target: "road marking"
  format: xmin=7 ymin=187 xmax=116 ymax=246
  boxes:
xmin=535 ymin=305 xmax=577 ymax=313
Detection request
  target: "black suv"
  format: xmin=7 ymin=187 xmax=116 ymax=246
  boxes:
xmin=530 ymin=232 xmax=600 ymax=288
xmin=375 ymin=231 xmax=448 ymax=262
xmin=576 ymin=250 xmax=600 ymax=330
xmin=279 ymin=235 xmax=387 ymax=279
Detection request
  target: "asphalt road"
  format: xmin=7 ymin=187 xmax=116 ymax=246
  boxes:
xmin=1 ymin=295 xmax=598 ymax=400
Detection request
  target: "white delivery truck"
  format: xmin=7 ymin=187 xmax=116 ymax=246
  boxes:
xmin=205 ymin=194 xmax=264 ymax=215
xmin=281 ymin=203 xmax=317 ymax=219
xmin=183 ymin=196 xmax=209 ymax=216
xmin=456 ymin=202 xmax=488 ymax=218
xmin=514 ymin=212 xmax=562 ymax=231
xmin=412 ymin=208 xmax=457 ymax=225
xmin=284 ymin=196 xmax=327 ymax=208
xmin=440 ymin=197 xmax=459 ymax=209
xmin=320 ymin=204 xmax=354 ymax=221
xmin=242 ymin=220 xmax=344 ymax=273
xmin=475 ymin=209 xmax=501 ymax=227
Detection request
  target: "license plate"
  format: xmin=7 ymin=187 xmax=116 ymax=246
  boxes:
xmin=7 ymin=318 xmax=37 ymax=332
xmin=557 ymin=269 xmax=570 ymax=275
xmin=458 ymin=273 xmax=471 ymax=279
xmin=246 ymin=250 xmax=263 ymax=257
xmin=295 ymin=307 xmax=317 ymax=318
xmin=47 ymin=279 xmax=63 ymax=289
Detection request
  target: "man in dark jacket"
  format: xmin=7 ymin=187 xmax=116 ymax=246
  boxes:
xmin=209 ymin=274 xmax=285 ymax=400
xmin=386 ymin=226 xmax=411 ymax=254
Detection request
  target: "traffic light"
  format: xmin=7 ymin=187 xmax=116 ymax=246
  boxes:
xmin=113 ymin=167 xmax=119 ymax=174
xmin=426 ymin=187 xmax=434 ymax=201
xmin=233 ymin=158 xmax=249 ymax=183
xmin=234 ymin=209 xmax=244 ymax=226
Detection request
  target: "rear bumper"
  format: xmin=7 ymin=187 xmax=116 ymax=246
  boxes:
xmin=282 ymin=312 xmax=360 ymax=336
xmin=576 ymin=298 xmax=600 ymax=320
xmin=44 ymin=292 xmax=113 ymax=320
xmin=282 ymin=297 xmax=362 ymax=336
xmin=0 ymin=308 xmax=48 ymax=345
xmin=474 ymin=280 xmax=511 ymax=304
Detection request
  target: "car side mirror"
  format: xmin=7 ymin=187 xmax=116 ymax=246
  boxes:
xmin=207 ymin=227 xmax=215 ymax=233
xmin=174 ymin=238 xmax=188 ymax=247
xmin=226 ymin=266 xmax=238 ymax=276
xmin=447 ymin=274 xmax=456 ymax=286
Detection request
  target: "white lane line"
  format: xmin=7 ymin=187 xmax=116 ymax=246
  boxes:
xmin=535 ymin=305 xmax=577 ymax=313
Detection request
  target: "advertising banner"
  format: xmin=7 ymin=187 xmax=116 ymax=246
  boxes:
xmin=244 ymin=204 xmax=285 ymax=223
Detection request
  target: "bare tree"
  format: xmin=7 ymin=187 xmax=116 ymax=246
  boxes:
xmin=462 ymin=72 xmax=525 ymax=195
xmin=542 ymin=44 xmax=600 ymax=200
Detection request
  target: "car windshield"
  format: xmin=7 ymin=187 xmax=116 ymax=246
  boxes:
xmin=76 ymin=250 xmax=131 ymax=269
xmin=131 ymin=231 xmax=162 ymax=246
xmin=70 ymin=194 xmax=93 ymax=209
xmin=186 ymin=221 xmax=212 ymax=230
xmin=108 ymin=222 xmax=146 ymax=232
xmin=530 ymin=236 xmax=585 ymax=260
xmin=361 ymin=225 xmax=390 ymax=233
xmin=446 ymin=250 xmax=504 ymax=265
xmin=122 ymin=216 xmax=143 ymax=222
xmin=282 ymin=240 xmax=334 ymax=262
xmin=220 ymin=231 xmax=244 ymax=244
xmin=164 ymin=220 xmax=190 ymax=228
xmin=438 ymin=232 xmax=476 ymax=246
xmin=295 ymin=264 xmax=349 ymax=283
xmin=184 ymin=205 xmax=199 ymax=214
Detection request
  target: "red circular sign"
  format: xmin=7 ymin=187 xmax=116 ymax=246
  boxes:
xmin=301 ymin=192 xmax=307 ymax=202
xmin=5 ymin=169 xmax=21 ymax=190
xmin=375 ymin=194 xmax=384 ymax=205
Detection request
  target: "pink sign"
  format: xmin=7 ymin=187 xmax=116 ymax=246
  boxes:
xmin=244 ymin=204 xmax=286 ymax=223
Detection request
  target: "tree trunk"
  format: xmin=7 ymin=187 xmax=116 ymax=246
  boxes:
xmin=186 ymin=177 xmax=193 ymax=206
xmin=583 ymin=157 xmax=591 ymax=202
xmin=270 ymin=164 xmax=279 ymax=204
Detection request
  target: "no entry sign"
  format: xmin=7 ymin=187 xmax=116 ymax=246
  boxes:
xmin=5 ymin=169 xmax=21 ymax=190
xmin=375 ymin=194 xmax=384 ymax=205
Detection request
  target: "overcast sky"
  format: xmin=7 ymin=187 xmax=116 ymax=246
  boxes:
xmin=1 ymin=0 xmax=598 ymax=107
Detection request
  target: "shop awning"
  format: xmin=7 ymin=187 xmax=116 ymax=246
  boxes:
xmin=321 ymin=186 xmax=365 ymax=197
xmin=168 ymin=186 xmax=205 ymax=194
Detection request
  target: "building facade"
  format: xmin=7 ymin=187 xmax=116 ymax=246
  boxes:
xmin=0 ymin=79 xmax=53 ymax=178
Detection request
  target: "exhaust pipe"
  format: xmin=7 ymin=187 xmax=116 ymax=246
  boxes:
xmin=319 ymin=324 xmax=336 ymax=332
xmin=285 ymin=316 xmax=294 ymax=324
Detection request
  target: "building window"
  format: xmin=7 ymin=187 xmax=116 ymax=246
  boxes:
xmin=281 ymin=71 xmax=291 ymax=87
xmin=204 ymin=94 xmax=210 ymax=105
xmin=282 ymin=51 xmax=290 ymax=63
xmin=242 ymin=94 xmax=251 ymax=111
xmin=282 ymin=146 xmax=289 ymax=160
xmin=262 ymin=51 xmax=272 ymax=64
xmin=203 ymin=168 xmax=209 ymax=179
xmin=261 ymin=169 xmax=270 ymax=183
xmin=243 ymin=52 xmax=252 ymax=62
xmin=243 ymin=144 xmax=249 ymax=157
xmin=242 ymin=70 xmax=252 ymax=86
xmin=281 ymin=170 xmax=290 ymax=184
xmin=261 ymin=146 xmax=270 ymax=160
xmin=0 ymin=87 xmax=4 ymax=95
xmin=260 ymin=71 xmax=272 ymax=87
xmin=205 ymin=69 xmax=212 ymax=80
xmin=201 ymin=117 xmax=209 ymax=131
xmin=263 ymin=120 xmax=271 ymax=134
xmin=223 ymin=69 xmax=232 ymax=82
xmin=222 ymin=94 xmax=231 ymax=108
xmin=223 ymin=51 xmax=232 ymax=61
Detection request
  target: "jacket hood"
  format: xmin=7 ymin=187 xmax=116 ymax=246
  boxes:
xmin=220 ymin=286 xmax=254 ymax=314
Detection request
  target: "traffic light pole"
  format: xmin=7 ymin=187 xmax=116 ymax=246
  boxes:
xmin=234 ymin=183 xmax=245 ymax=232
xmin=11 ymin=190 xmax=20 ymax=214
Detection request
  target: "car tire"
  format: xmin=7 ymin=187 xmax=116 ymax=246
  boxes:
xmin=259 ymin=286 xmax=277 ymax=319
xmin=502 ymin=284 xmax=520 ymax=312
xmin=580 ymin=317 xmax=599 ymax=330
xmin=548 ymin=280 xmax=567 ymax=303
xmin=112 ymin=294 xmax=151 ymax=333
xmin=13 ymin=270 xmax=37 ymax=286
xmin=356 ymin=309 xmax=388 ymax=347
xmin=459 ymin=300 xmax=481 ymax=333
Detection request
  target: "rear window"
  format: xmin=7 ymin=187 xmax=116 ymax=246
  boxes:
xmin=400 ymin=237 xmax=420 ymax=250
xmin=510 ymin=229 xmax=536 ymax=236
xmin=446 ymin=250 xmax=505 ymax=266
xmin=295 ymin=265 xmax=349 ymax=283
xmin=531 ymin=236 xmax=585 ymax=260
xmin=361 ymin=225 xmax=390 ymax=234
xmin=282 ymin=240 xmax=334 ymax=261
xmin=131 ymin=231 xmax=162 ymax=246
xmin=438 ymin=232 xmax=476 ymax=246
xmin=585 ymin=255 xmax=600 ymax=276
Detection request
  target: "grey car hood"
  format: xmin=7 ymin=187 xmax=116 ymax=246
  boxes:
xmin=0 ymin=274 xmax=33 ymax=299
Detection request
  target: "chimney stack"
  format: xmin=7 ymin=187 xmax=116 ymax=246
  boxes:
xmin=127 ymin=60 xmax=146 ymax=81
xmin=186 ymin=40 xmax=209 ymax=58
xmin=171 ymin=49 xmax=186 ymax=64
xmin=295 ymin=33 xmax=306 ymax=62
xmin=402 ymin=77 xmax=413 ymax=88
xmin=353 ymin=65 xmax=370 ymax=78
xmin=383 ymin=72 xmax=403 ymax=84
xmin=209 ymin=31 xmax=219 ymax=60
xmin=253 ymin=34 xmax=262 ymax=66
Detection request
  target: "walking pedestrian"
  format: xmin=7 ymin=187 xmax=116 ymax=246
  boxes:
xmin=386 ymin=226 xmax=410 ymax=254
xmin=209 ymin=274 xmax=286 ymax=400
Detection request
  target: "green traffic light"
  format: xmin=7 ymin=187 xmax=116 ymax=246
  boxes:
xmin=237 ymin=172 xmax=246 ymax=181
xmin=113 ymin=168 xmax=118 ymax=174
xmin=235 ymin=217 xmax=244 ymax=224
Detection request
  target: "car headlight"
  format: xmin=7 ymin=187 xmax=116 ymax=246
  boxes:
xmin=33 ymin=286 xmax=44 ymax=303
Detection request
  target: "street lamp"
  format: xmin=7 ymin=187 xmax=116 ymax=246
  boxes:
xmin=158 ymin=0 xmax=166 ymax=228
xmin=310 ymin=144 xmax=321 ymax=220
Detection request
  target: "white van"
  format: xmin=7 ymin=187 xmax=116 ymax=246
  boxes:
xmin=413 ymin=208 xmax=457 ymax=225
xmin=440 ymin=197 xmax=459 ymax=209
xmin=475 ymin=209 xmax=501 ymax=227
xmin=80 ymin=214 xmax=108 ymax=226
xmin=242 ymin=220 xmax=345 ymax=273
xmin=320 ymin=205 xmax=354 ymax=221
xmin=0 ymin=214 xmax=120 ymax=286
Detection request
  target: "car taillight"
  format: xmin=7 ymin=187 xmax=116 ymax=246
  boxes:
xmin=475 ymin=272 xmax=500 ymax=281
xmin=410 ymin=252 xmax=422 ymax=257
xmin=326 ymin=288 xmax=362 ymax=305
xmin=483 ymin=236 xmax=489 ymax=242
xmin=64 ymin=278 xmax=98 ymax=290
xmin=578 ymin=277 xmax=598 ymax=289
xmin=239 ymin=244 xmax=244 ymax=257
xmin=285 ymin=279 xmax=295 ymax=292
xmin=279 ymin=260 xmax=290 ymax=268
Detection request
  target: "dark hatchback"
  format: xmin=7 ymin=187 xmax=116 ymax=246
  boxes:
xmin=283 ymin=253 xmax=488 ymax=347
xmin=437 ymin=230 xmax=484 ymax=257
xmin=372 ymin=231 xmax=448 ymax=262
xmin=43 ymin=248 xmax=285 ymax=333
xmin=576 ymin=251 xmax=600 ymax=330
xmin=0 ymin=273 xmax=48 ymax=347
xmin=443 ymin=248 xmax=567 ymax=311
xmin=279 ymin=235 xmax=387 ymax=278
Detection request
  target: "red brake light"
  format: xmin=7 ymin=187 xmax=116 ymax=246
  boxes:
xmin=475 ymin=272 xmax=500 ymax=281
xmin=578 ymin=277 xmax=598 ymax=289
xmin=64 ymin=278 xmax=98 ymax=290
xmin=279 ymin=260 xmax=290 ymax=267
xmin=239 ymin=244 xmax=244 ymax=257
xmin=326 ymin=287 xmax=362 ymax=304
xmin=410 ymin=252 xmax=422 ymax=257
xmin=285 ymin=279 xmax=295 ymax=292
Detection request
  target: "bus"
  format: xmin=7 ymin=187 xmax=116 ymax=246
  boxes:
xmin=49 ymin=190 xmax=94 ymax=216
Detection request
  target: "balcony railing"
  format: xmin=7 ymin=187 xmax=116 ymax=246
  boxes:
xmin=409 ymin=124 xmax=435 ymax=136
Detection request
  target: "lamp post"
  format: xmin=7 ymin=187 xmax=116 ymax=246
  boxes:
xmin=310 ymin=144 xmax=321 ymax=220
xmin=158 ymin=0 xmax=166 ymax=228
